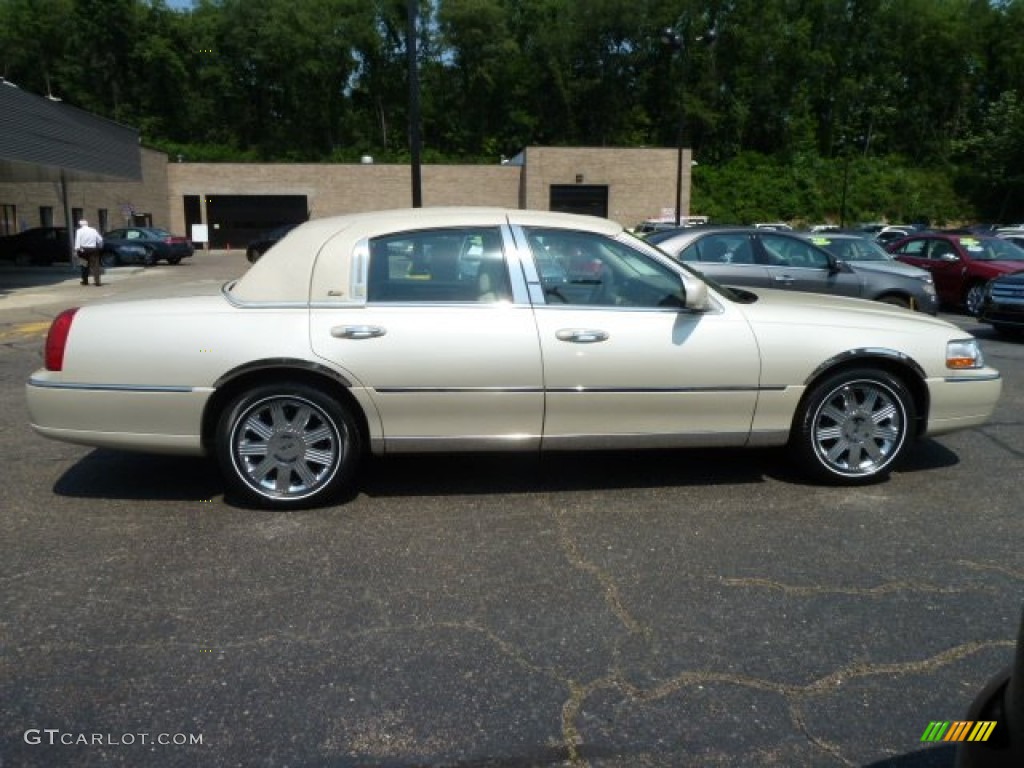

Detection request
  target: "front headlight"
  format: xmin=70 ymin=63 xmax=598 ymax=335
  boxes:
xmin=946 ymin=338 xmax=984 ymax=369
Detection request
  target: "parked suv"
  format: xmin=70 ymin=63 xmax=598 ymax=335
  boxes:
xmin=646 ymin=227 xmax=938 ymax=313
xmin=977 ymin=271 xmax=1024 ymax=335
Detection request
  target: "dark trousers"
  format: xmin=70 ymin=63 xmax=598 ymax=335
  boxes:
xmin=79 ymin=249 xmax=101 ymax=285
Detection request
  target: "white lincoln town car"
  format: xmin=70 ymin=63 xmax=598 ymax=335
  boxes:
xmin=27 ymin=208 xmax=1002 ymax=509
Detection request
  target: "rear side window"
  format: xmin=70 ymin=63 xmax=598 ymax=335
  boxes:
xmin=893 ymin=239 xmax=928 ymax=256
xmin=367 ymin=227 xmax=509 ymax=303
xmin=679 ymin=234 xmax=754 ymax=264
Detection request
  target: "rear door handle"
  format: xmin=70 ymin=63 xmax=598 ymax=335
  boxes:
xmin=331 ymin=325 xmax=386 ymax=339
xmin=555 ymin=328 xmax=609 ymax=344
xmin=772 ymin=275 xmax=795 ymax=284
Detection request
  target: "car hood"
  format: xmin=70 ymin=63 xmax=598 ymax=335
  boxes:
xmin=994 ymin=270 xmax=1024 ymax=285
xmin=730 ymin=286 xmax=958 ymax=333
xmin=987 ymin=261 xmax=1024 ymax=275
xmin=845 ymin=260 xmax=929 ymax=278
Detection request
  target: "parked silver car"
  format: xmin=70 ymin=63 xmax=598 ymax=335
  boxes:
xmin=646 ymin=227 xmax=938 ymax=313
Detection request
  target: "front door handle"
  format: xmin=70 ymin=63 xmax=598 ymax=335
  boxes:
xmin=331 ymin=325 xmax=387 ymax=339
xmin=772 ymin=274 xmax=795 ymax=284
xmin=555 ymin=328 xmax=609 ymax=344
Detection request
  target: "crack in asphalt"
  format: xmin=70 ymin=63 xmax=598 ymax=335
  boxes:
xmin=718 ymin=576 xmax=983 ymax=596
xmin=547 ymin=511 xmax=1018 ymax=767
xmin=957 ymin=558 xmax=1024 ymax=581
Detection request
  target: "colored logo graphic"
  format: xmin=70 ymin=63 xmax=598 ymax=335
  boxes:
xmin=921 ymin=721 xmax=997 ymax=743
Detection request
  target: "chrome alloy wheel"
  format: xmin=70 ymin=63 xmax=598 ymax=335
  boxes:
xmin=229 ymin=394 xmax=342 ymax=500
xmin=809 ymin=378 xmax=907 ymax=478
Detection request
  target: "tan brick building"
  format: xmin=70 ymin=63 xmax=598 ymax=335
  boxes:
xmin=3 ymin=145 xmax=692 ymax=248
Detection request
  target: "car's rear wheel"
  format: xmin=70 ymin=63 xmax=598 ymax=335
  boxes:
xmin=791 ymin=368 xmax=914 ymax=484
xmin=100 ymin=251 xmax=118 ymax=267
xmin=216 ymin=383 xmax=361 ymax=509
xmin=965 ymin=282 xmax=986 ymax=316
xmin=167 ymin=256 xmax=182 ymax=265
xmin=143 ymin=249 xmax=156 ymax=266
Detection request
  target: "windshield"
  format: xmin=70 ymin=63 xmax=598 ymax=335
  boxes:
xmin=960 ymin=236 xmax=1024 ymax=261
xmin=810 ymin=236 xmax=891 ymax=262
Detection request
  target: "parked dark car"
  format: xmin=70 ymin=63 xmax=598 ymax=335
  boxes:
xmin=246 ymin=223 xmax=300 ymax=263
xmin=887 ymin=233 xmax=1024 ymax=314
xmin=101 ymin=227 xmax=194 ymax=266
xmin=977 ymin=271 xmax=1024 ymax=335
xmin=0 ymin=226 xmax=70 ymax=265
xmin=646 ymin=226 xmax=938 ymax=313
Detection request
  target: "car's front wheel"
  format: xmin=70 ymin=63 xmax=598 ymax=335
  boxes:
xmin=216 ymin=383 xmax=361 ymax=509
xmin=965 ymin=282 xmax=986 ymax=316
xmin=791 ymin=368 xmax=914 ymax=484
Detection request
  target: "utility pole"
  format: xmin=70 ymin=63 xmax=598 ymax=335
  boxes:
xmin=406 ymin=0 xmax=422 ymax=207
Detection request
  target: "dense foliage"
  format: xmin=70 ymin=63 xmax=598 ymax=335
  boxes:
xmin=3 ymin=0 xmax=1024 ymax=224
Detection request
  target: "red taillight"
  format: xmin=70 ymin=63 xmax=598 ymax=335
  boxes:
xmin=45 ymin=308 xmax=79 ymax=371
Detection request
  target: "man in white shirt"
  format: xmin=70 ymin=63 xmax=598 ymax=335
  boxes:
xmin=74 ymin=219 xmax=104 ymax=286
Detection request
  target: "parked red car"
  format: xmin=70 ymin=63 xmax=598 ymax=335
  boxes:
xmin=887 ymin=233 xmax=1024 ymax=314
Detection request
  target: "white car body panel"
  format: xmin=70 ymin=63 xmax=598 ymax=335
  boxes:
xmin=310 ymin=303 xmax=544 ymax=450
xmin=530 ymin=303 xmax=761 ymax=443
xmin=25 ymin=207 xmax=1003 ymax=504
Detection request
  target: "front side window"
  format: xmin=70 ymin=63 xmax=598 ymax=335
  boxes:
xmin=760 ymin=234 xmax=830 ymax=269
xmin=367 ymin=227 xmax=509 ymax=303
xmin=524 ymin=228 xmax=683 ymax=308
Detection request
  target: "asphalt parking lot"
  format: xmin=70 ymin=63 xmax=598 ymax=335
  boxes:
xmin=1 ymin=253 xmax=1022 ymax=767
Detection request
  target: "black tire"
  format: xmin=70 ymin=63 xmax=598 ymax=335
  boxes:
xmin=167 ymin=256 xmax=182 ymax=265
xmin=100 ymin=251 xmax=118 ymax=268
xmin=790 ymin=368 xmax=914 ymax=484
xmin=143 ymin=249 xmax=156 ymax=266
xmin=965 ymin=282 xmax=986 ymax=316
xmin=215 ymin=382 xmax=361 ymax=509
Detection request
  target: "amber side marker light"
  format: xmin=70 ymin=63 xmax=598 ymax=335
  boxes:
xmin=946 ymin=340 xmax=983 ymax=370
xmin=45 ymin=308 xmax=79 ymax=371
xmin=947 ymin=357 xmax=980 ymax=369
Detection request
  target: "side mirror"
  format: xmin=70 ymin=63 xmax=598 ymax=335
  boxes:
xmin=683 ymin=274 xmax=710 ymax=311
